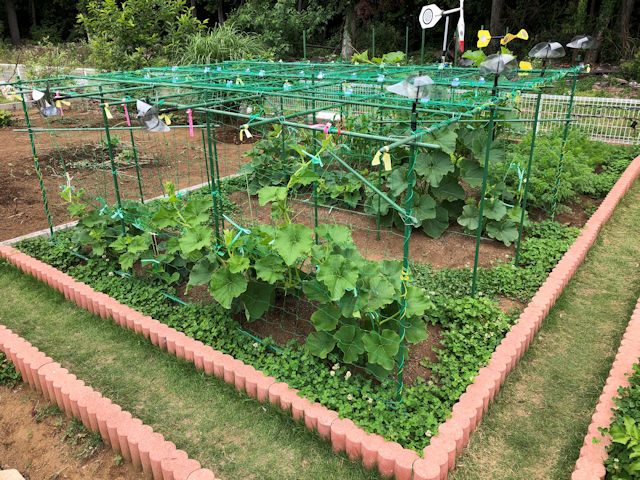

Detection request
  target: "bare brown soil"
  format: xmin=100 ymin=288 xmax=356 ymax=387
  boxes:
xmin=0 ymin=383 xmax=140 ymax=480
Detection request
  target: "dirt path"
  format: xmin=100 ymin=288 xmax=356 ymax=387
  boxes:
xmin=0 ymin=383 xmax=140 ymax=480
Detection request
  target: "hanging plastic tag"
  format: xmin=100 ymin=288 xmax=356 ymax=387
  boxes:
xmin=186 ymin=108 xmax=194 ymax=137
xmin=122 ymin=99 xmax=131 ymax=127
xmin=283 ymin=82 xmax=291 ymax=91
xmin=258 ymin=69 xmax=265 ymax=77
xmin=104 ymin=104 xmax=113 ymax=120
xmin=159 ymin=113 xmax=172 ymax=126
xmin=239 ymin=124 xmax=253 ymax=141
xmin=377 ymin=74 xmax=385 ymax=82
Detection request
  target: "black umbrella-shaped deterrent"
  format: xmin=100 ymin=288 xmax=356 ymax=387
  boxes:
xmin=136 ymin=100 xmax=177 ymax=133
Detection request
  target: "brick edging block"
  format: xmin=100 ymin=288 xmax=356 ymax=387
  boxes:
xmin=571 ymin=300 xmax=640 ymax=479
xmin=3 ymin=154 xmax=639 ymax=480
xmin=0 ymin=325 xmax=219 ymax=480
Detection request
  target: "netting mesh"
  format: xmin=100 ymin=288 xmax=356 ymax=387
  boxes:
xmin=2 ymin=60 xmax=582 ymax=399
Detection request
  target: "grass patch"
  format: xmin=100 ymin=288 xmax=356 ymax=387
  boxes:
xmin=449 ymin=181 xmax=640 ymax=480
xmin=0 ymin=260 xmax=380 ymax=480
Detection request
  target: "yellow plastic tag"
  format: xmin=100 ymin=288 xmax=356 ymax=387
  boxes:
xmin=159 ymin=113 xmax=172 ymax=126
xmin=104 ymin=104 xmax=113 ymax=119
xmin=382 ymin=152 xmax=391 ymax=171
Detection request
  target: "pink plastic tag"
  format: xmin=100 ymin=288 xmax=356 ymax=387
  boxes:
xmin=187 ymin=108 xmax=194 ymax=137
xmin=122 ymin=99 xmax=131 ymax=127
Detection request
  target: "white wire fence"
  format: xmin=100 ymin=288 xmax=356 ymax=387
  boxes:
xmin=517 ymin=93 xmax=640 ymax=145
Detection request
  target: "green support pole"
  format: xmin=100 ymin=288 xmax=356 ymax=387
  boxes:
xmin=471 ymin=108 xmax=496 ymax=297
xmin=551 ymin=71 xmax=578 ymax=220
xmin=211 ymin=119 xmax=225 ymax=232
xmin=420 ymin=29 xmax=425 ymax=65
xmin=127 ymin=127 xmax=144 ymax=203
xmin=205 ymin=113 xmax=221 ymax=241
xmin=396 ymin=105 xmax=418 ymax=402
xmin=99 ymin=86 xmax=126 ymax=235
xmin=311 ymin=78 xmax=319 ymax=244
xmin=303 ymin=30 xmax=307 ymax=60
xmin=372 ymin=25 xmax=375 ymax=58
xmin=18 ymin=78 xmax=54 ymax=239
xmin=453 ymin=32 xmax=458 ymax=66
xmin=405 ymin=26 xmax=409 ymax=64
xmin=376 ymin=108 xmax=384 ymax=240
xmin=201 ymin=127 xmax=211 ymax=191
xmin=514 ymin=90 xmax=543 ymax=265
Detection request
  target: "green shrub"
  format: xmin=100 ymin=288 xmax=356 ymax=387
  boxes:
xmin=621 ymin=51 xmax=640 ymax=81
xmin=177 ymin=24 xmax=272 ymax=64
xmin=0 ymin=352 xmax=21 ymax=388
xmin=0 ymin=110 xmax=12 ymax=127
xmin=78 ymin=0 xmax=207 ymax=71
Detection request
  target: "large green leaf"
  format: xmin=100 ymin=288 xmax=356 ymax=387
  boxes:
xmin=127 ymin=234 xmax=150 ymax=254
xmin=302 ymin=279 xmax=331 ymax=302
xmin=152 ymin=205 xmax=178 ymax=229
xmin=421 ymin=206 xmax=449 ymax=238
xmin=405 ymin=285 xmax=432 ymax=317
xmin=381 ymin=260 xmax=403 ymax=289
xmin=485 ymin=219 xmax=519 ymax=246
xmin=414 ymin=151 xmax=454 ymax=187
xmin=183 ymin=197 xmax=210 ymax=226
xmin=118 ymin=252 xmax=136 ymax=271
xmin=315 ymin=224 xmax=353 ymax=245
xmin=364 ymin=276 xmax=396 ymax=311
xmin=258 ymin=186 xmax=287 ymax=206
xmin=362 ymin=329 xmax=401 ymax=370
xmin=404 ymin=316 xmax=429 ymax=343
xmin=412 ymin=193 xmax=437 ymax=224
xmin=228 ymin=254 xmax=250 ymax=273
xmin=311 ymin=305 xmax=341 ymax=331
xmin=179 ymin=225 xmax=212 ymax=255
xmin=460 ymin=158 xmax=484 ymax=187
xmin=424 ymin=125 xmax=458 ymax=154
xmin=209 ymin=266 xmax=248 ymax=309
xmin=305 ymin=331 xmax=337 ymax=358
xmin=273 ymin=223 xmax=313 ymax=266
xmin=334 ymin=325 xmax=365 ymax=363
xmin=254 ymin=254 xmax=285 ymax=284
xmin=239 ymin=281 xmax=274 ymax=321
xmin=389 ymin=166 xmax=408 ymax=198
xmin=483 ymin=198 xmax=507 ymax=221
xmin=317 ymin=255 xmax=359 ymax=301
xmin=431 ymin=175 xmax=465 ymax=201
xmin=188 ymin=256 xmax=217 ymax=288
xmin=471 ymin=136 xmax=506 ymax=164
xmin=457 ymin=204 xmax=480 ymax=231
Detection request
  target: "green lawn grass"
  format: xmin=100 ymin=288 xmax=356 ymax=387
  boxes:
xmin=0 ymin=259 xmax=380 ymax=480
xmin=449 ymin=181 xmax=640 ymax=480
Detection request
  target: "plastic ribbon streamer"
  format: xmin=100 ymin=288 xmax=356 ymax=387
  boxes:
xmin=104 ymin=104 xmax=113 ymax=120
xmin=239 ymin=124 xmax=253 ymax=141
xmin=159 ymin=113 xmax=172 ymax=126
xmin=299 ymin=148 xmax=323 ymax=167
xmin=121 ymin=99 xmax=131 ymax=127
xmin=54 ymin=92 xmax=70 ymax=117
xmin=186 ymin=108 xmax=194 ymax=137
xmin=236 ymin=77 xmax=245 ymax=86
xmin=372 ymin=146 xmax=392 ymax=171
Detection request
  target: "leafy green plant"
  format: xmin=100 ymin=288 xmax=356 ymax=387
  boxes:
xmin=0 ymin=109 xmax=12 ymax=127
xmin=0 ymin=352 xmax=21 ymax=387
xmin=177 ymin=24 xmax=272 ymax=64
xmin=600 ymin=363 xmax=640 ymax=479
xmin=351 ymin=50 xmax=406 ymax=65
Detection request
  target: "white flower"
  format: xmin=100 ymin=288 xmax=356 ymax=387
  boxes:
xmin=108 ymin=271 xmax=114 ymax=277
xmin=252 ymin=342 xmax=259 ymax=348
xmin=330 ymin=371 xmax=335 ymax=377
xmin=347 ymin=394 xmax=353 ymax=401
xmin=332 ymin=363 xmax=340 ymax=370
xmin=101 ymin=254 xmax=107 ymax=259
xmin=344 ymin=371 xmax=352 ymax=380
xmin=367 ymin=398 xmax=373 ymax=404
xmin=425 ymin=430 xmax=432 ymax=437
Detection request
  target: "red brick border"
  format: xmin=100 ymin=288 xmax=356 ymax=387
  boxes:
xmin=2 ymin=155 xmax=639 ymax=480
xmin=0 ymin=326 xmax=219 ymax=480
xmin=570 ymin=299 xmax=640 ymax=479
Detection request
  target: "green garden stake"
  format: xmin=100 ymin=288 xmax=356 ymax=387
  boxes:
xmin=551 ymin=70 xmax=578 ymax=220
xmin=421 ymin=29 xmax=426 ymax=65
xmin=125 ymin=113 xmax=144 ymax=203
xmin=211 ymin=118 xmax=225 ymax=231
xmin=205 ymin=113 xmax=221 ymax=241
xmin=372 ymin=25 xmax=376 ymax=59
xmin=471 ymin=107 xmax=496 ymax=297
xmin=405 ymin=26 xmax=409 ymax=64
xmin=311 ymin=78 xmax=319 ymax=244
xmin=201 ymin=127 xmax=211 ymax=190
xmin=303 ymin=30 xmax=307 ymax=60
xmin=18 ymin=77 xmax=54 ymax=239
xmin=514 ymin=90 xmax=543 ymax=265
xmin=99 ymin=86 xmax=126 ymax=235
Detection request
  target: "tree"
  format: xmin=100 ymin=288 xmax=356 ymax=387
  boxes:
xmin=489 ymin=0 xmax=504 ymax=36
xmin=341 ymin=8 xmax=355 ymax=59
xmin=619 ymin=0 xmax=635 ymax=58
xmin=4 ymin=0 xmax=20 ymax=45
